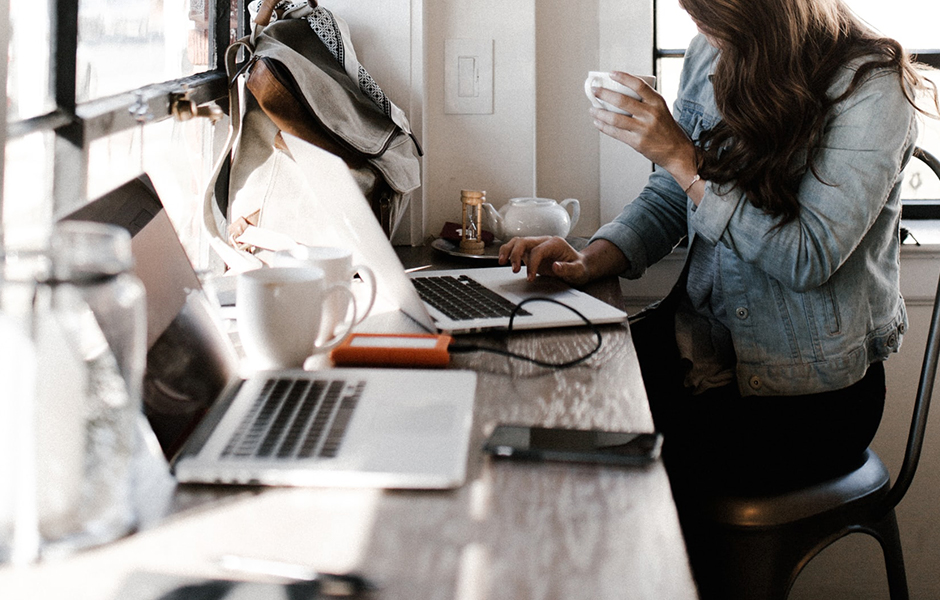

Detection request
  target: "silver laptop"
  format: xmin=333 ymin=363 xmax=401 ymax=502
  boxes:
xmin=269 ymin=133 xmax=628 ymax=334
xmin=64 ymin=175 xmax=477 ymax=490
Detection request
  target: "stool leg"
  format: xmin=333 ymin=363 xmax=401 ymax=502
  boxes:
xmin=684 ymin=523 xmax=800 ymax=600
xmin=865 ymin=510 xmax=909 ymax=600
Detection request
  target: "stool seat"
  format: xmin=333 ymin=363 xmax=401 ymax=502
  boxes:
xmin=681 ymin=451 xmax=906 ymax=600
xmin=704 ymin=449 xmax=890 ymax=528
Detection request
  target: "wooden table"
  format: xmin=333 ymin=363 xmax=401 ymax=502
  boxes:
xmin=0 ymin=245 xmax=698 ymax=600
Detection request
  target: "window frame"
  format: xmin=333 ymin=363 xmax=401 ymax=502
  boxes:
xmin=2 ymin=0 xmax=243 ymax=239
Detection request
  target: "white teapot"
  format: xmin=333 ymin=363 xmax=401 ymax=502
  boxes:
xmin=482 ymin=197 xmax=581 ymax=240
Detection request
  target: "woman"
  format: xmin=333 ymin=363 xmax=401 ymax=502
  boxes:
xmin=500 ymin=0 xmax=938 ymax=491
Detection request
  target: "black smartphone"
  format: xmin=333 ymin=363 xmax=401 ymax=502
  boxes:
xmin=482 ymin=424 xmax=663 ymax=466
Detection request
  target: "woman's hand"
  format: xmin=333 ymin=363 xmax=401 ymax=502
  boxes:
xmin=498 ymin=236 xmax=591 ymax=285
xmin=498 ymin=237 xmax=629 ymax=287
xmin=590 ymin=72 xmax=701 ymax=200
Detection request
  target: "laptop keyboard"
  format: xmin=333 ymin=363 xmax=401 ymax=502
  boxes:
xmin=221 ymin=377 xmax=365 ymax=460
xmin=412 ymin=275 xmax=531 ymax=320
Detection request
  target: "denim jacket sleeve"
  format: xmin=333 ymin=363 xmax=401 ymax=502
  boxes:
xmin=591 ymin=34 xmax=719 ymax=279
xmin=690 ymin=62 xmax=918 ymax=292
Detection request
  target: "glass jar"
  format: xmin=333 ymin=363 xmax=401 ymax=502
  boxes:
xmin=0 ymin=220 xmax=146 ymax=562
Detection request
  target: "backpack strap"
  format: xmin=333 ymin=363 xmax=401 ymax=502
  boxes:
xmin=202 ymin=38 xmax=266 ymax=272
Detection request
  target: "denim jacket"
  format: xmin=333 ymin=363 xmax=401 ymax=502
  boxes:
xmin=593 ymin=34 xmax=917 ymax=396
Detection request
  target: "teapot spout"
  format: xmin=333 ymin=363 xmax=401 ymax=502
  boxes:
xmin=481 ymin=202 xmax=503 ymax=238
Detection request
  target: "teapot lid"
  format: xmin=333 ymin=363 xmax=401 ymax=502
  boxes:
xmin=509 ymin=197 xmax=556 ymax=206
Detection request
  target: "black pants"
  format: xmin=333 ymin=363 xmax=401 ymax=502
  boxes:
xmin=629 ymin=305 xmax=886 ymax=495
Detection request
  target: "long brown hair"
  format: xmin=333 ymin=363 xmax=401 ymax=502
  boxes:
xmin=679 ymin=0 xmax=938 ymax=224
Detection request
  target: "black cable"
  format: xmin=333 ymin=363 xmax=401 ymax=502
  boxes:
xmin=448 ymin=297 xmax=603 ymax=369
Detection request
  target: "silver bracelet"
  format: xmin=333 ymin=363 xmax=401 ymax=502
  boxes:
xmin=683 ymin=174 xmax=701 ymax=195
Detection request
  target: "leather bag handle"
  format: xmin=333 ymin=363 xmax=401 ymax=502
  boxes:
xmin=201 ymin=39 xmax=265 ymax=273
xmin=254 ymin=0 xmax=320 ymax=28
xmin=253 ymin=0 xmax=278 ymax=27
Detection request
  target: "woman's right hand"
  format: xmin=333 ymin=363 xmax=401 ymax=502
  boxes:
xmin=591 ymin=72 xmax=702 ymax=202
xmin=498 ymin=236 xmax=592 ymax=286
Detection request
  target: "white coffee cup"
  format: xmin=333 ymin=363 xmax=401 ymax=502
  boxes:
xmin=272 ymin=245 xmax=377 ymax=338
xmin=584 ymin=71 xmax=657 ymax=116
xmin=237 ymin=266 xmax=355 ymax=370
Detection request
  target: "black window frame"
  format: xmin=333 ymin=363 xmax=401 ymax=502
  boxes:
xmin=1 ymin=0 xmax=246 ymax=247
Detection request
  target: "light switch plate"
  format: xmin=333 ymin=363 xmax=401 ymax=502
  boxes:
xmin=444 ymin=38 xmax=493 ymax=114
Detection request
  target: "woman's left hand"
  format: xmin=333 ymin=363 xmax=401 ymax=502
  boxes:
xmin=590 ymin=72 xmax=698 ymax=184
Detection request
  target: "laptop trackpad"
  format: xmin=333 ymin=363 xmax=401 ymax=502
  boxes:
xmin=374 ymin=400 xmax=459 ymax=437
xmin=500 ymin=276 xmax=576 ymax=299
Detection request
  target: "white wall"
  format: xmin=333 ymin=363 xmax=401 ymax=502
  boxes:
xmin=596 ymin=0 xmax=655 ymax=225
xmin=329 ymin=0 xmax=654 ymax=242
xmin=424 ymin=0 xmax=537 ymax=240
xmin=424 ymin=0 xmax=653 ymax=242
xmin=535 ymin=0 xmax=600 ymax=235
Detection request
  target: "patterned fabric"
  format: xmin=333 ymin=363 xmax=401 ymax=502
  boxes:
xmin=306 ymin=7 xmax=344 ymax=66
xmin=357 ymin=67 xmax=391 ymax=117
xmin=305 ymin=8 xmax=391 ymax=117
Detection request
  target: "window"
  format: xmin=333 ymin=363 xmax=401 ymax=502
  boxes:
xmin=653 ymin=0 xmax=697 ymax=111
xmin=654 ymin=0 xmax=940 ymax=214
xmin=3 ymin=0 xmax=240 ymax=265
xmin=655 ymin=0 xmax=940 ymax=103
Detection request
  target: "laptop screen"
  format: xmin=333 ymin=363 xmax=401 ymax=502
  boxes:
xmin=61 ymin=175 xmax=238 ymax=457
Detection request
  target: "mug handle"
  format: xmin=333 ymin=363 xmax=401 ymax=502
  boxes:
xmin=313 ymin=284 xmax=357 ymax=353
xmin=351 ymin=264 xmax=377 ymax=325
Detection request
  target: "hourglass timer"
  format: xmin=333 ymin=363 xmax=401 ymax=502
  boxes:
xmin=459 ymin=190 xmax=486 ymax=255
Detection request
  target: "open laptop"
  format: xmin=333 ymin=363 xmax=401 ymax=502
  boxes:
xmin=62 ymin=175 xmax=477 ymax=489
xmin=246 ymin=133 xmax=628 ymax=335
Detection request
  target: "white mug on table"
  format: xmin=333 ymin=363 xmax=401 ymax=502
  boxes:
xmin=272 ymin=245 xmax=377 ymax=340
xmin=584 ymin=71 xmax=657 ymax=116
xmin=237 ymin=266 xmax=355 ymax=370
